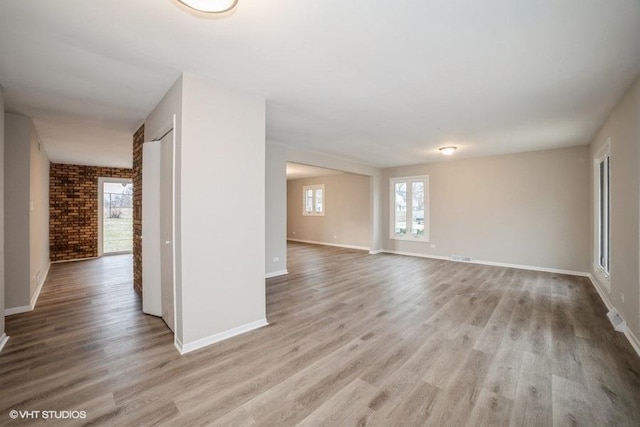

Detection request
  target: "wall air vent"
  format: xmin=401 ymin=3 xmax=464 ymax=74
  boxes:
xmin=451 ymin=255 xmax=472 ymax=262
xmin=606 ymin=310 xmax=627 ymax=332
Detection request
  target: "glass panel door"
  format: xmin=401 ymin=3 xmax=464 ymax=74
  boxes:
xmin=103 ymin=181 xmax=133 ymax=254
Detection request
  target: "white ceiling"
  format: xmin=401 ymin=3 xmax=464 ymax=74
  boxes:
xmin=286 ymin=162 xmax=344 ymax=180
xmin=1 ymin=0 xmax=639 ymax=169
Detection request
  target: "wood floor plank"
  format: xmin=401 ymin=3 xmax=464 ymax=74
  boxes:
xmin=384 ymin=380 xmax=440 ymax=426
xmin=483 ymin=345 xmax=524 ymax=400
xmin=296 ymin=378 xmax=377 ymax=427
xmin=465 ymin=389 xmax=514 ymax=427
xmin=424 ymin=349 xmax=493 ymax=426
xmin=1 ymin=243 xmax=639 ymax=425
xmin=552 ymin=374 xmax=593 ymax=427
xmin=473 ymin=290 xmax=518 ymax=355
xmin=510 ymin=369 xmax=553 ymax=426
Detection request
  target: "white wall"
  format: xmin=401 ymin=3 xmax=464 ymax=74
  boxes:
xmin=265 ymin=143 xmax=287 ymax=275
xmin=146 ymin=73 xmax=266 ymax=351
xmin=287 ymin=173 xmax=371 ymax=249
xmin=369 ymin=175 xmax=383 ymax=253
xmin=5 ymin=114 xmax=31 ymax=309
xmin=4 ymin=113 xmax=50 ymax=312
xmin=29 ymin=122 xmax=50 ymax=298
xmin=590 ymin=74 xmax=640 ymax=340
xmin=180 ymin=73 xmax=266 ymax=345
xmin=0 ymin=85 xmax=5 ymax=344
xmin=382 ymin=146 xmax=591 ymax=274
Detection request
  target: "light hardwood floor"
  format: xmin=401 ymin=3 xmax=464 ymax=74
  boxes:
xmin=1 ymin=243 xmax=639 ymax=426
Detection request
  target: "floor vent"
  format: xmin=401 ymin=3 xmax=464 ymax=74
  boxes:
xmin=607 ymin=310 xmax=627 ymax=332
xmin=451 ymin=255 xmax=472 ymax=262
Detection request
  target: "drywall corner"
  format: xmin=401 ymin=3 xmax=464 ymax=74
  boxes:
xmin=0 ymin=85 xmax=5 ymax=341
xmin=266 ymin=142 xmax=287 ymax=275
xmin=4 ymin=113 xmax=31 ymax=309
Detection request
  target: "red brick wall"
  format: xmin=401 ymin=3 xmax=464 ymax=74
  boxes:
xmin=132 ymin=125 xmax=144 ymax=293
xmin=49 ymin=163 xmax=133 ymax=262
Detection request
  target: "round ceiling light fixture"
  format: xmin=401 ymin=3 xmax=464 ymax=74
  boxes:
xmin=439 ymin=146 xmax=457 ymax=155
xmin=177 ymin=0 xmax=238 ymax=13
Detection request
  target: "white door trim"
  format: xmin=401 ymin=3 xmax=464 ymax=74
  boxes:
xmin=98 ymin=177 xmax=133 ymax=257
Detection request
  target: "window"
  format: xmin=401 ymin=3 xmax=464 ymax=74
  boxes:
xmin=303 ymin=184 xmax=324 ymax=216
xmin=390 ymin=175 xmax=429 ymax=241
xmin=594 ymin=141 xmax=610 ymax=280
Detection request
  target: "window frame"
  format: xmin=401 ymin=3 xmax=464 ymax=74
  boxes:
xmin=593 ymin=139 xmax=611 ymax=287
xmin=389 ymin=175 xmax=430 ymax=242
xmin=302 ymin=184 xmax=325 ymax=216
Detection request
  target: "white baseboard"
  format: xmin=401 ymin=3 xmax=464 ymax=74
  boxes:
xmin=176 ymin=318 xmax=269 ymax=355
xmin=0 ymin=333 xmax=9 ymax=353
xmin=470 ymin=259 xmax=589 ymax=277
xmin=31 ymin=262 xmax=50 ymax=309
xmin=5 ymin=262 xmax=51 ymax=316
xmin=174 ymin=337 xmax=183 ymax=355
xmin=101 ymin=251 xmax=133 ymax=257
xmin=51 ymin=256 xmax=98 ymax=264
xmin=5 ymin=305 xmax=31 ymax=316
xmin=588 ymin=274 xmax=614 ymax=311
xmin=379 ymin=249 xmax=589 ymax=277
xmin=380 ymin=250 xmax=449 ymax=262
xmin=266 ymin=269 xmax=288 ymax=279
xmin=624 ymin=328 xmax=640 ymax=357
xmin=588 ymin=274 xmax=640 ymax=358
xmin=287 ymin=238 xmax=369 ymax=252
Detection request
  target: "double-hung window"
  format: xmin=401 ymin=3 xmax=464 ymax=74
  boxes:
xmin=303 ymin=184 xmax=324 ymax=216
xmin=390 ymin=175 xmax=429 ymax=241
xmin=594 ymin=142 xmax=611 ymax=280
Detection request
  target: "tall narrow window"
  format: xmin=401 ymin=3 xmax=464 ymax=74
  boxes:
xmin=315 ymin=187 xmax=323 ymax=213
xmin=390 ymin=176 xmax=429 ymax=241
xmin=303 ymin=184 xmax=325 ymax=216
xmin=595 ymin=142 xmax=611 ymax=278
xmin=305 ymin=188 xmax=314 ymax=213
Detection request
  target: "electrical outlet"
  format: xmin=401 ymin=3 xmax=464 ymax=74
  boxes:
xmin=620 ymin=293 xmax=625 ymax=303
xmin=292 ymin=231 xmax=296 ymax=235
xmin=333 ymin=235 xmax=338 ymax=239
xmin=430 ymin=244 xmax=436 ymax=248
xmin=273 ymin=257 xmax=279 ymax=262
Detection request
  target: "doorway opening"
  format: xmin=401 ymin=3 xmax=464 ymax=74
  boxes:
xmin=99 ymin=178 xmax=133 ymax=256
xmin=285 ymin=162 xmax=371 ymax=252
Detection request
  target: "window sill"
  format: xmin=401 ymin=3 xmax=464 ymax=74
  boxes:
xmin=389 ymin=236 xmax=430 ymax=243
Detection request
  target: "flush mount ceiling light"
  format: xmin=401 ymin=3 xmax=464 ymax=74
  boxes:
xmin=439 ymin=146 xmax=458 ymax=155
xmin=177 ymin=0 xmax=238 ymax=13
